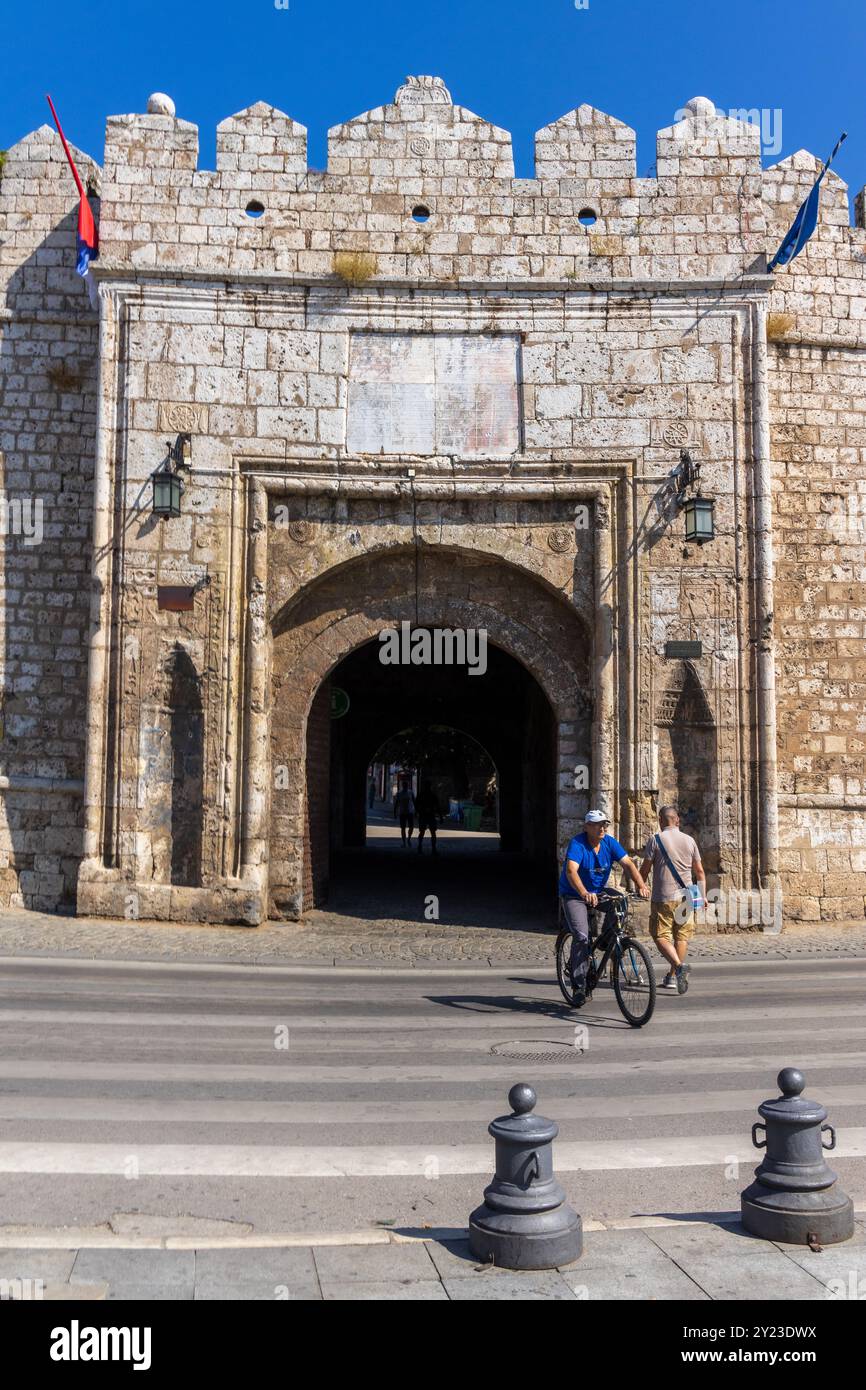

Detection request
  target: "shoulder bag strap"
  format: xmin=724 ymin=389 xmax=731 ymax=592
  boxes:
xmin=654 ymin=832 xmax=688 ymax=892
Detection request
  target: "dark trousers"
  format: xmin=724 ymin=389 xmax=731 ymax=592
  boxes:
xmin=417 ymin=819 xmax=437 ymax=851
xmin=561 ymin=897 xmax=591 ymax=986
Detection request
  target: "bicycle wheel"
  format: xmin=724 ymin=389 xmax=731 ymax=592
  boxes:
xmin=555 ymin=929 xmax=577 ymax=1005
xmin=612 ymin=936 xmax=656 ymax=1027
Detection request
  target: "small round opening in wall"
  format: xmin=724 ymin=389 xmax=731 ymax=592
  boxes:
xmin=245 ymin=200 xmax=266 ymax=218
xmin=412 ymin=205 xmax=432 ymax=223
xmin=578 ymin=207 xmax=598 ymax=226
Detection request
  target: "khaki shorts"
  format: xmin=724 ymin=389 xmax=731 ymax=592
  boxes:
xmin=650 ymin=898 xmax=695 ymax=945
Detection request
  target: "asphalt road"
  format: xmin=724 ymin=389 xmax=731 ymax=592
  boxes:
xmin=0 ymin=952 xmax=864 ymax=1236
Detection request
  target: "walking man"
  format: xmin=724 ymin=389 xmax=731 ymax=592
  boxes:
xmin=639 ymin=806 xmax=706 ymax=995
xmin=415 ymin=780 xmax=442 ymax=855
xmin=559 ymin=810 xmax=650 ymax=1008
xmin=393 ymin=777 xmax=415 ymax=847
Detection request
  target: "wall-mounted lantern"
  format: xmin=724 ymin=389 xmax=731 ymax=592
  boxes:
xmin=675 ymin=449 xmax=715 ymax=546
xmin=683 ymin=494 xmax=716 ymax=545
xmin=151 ymin=434 xmax=191 ymax=520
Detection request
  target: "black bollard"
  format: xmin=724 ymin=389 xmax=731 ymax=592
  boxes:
xmin=468 ymin=1083 xmax=582 ymax=1269
xmin=741 ymin=1067 xmax=854 ymax=1245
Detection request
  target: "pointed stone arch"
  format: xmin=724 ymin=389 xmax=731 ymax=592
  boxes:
xmin=654 ymin=662 xmax=719 ymax=873
xmin=655 ymin=661 xmax=714 ymax=729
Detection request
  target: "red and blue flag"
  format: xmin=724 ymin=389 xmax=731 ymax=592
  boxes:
xmin=45 ymin=94 xmax=98 ymax=279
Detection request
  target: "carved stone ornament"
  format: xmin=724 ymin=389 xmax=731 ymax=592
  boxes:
xmin=410 ymin=136 xmax=433 ymax=156
xmin=158 ymin=403 xmax=208 ymax=434
xmin=547 ymin=528 xmax=572 ymax=553
xmin=288 ymin=518 xmax=312 ymax=544
xmin=395 ymin=76 xmax=453 ymax=107
xmin=595 ymin=496 xmax=611 ymax=530
xmin=662 ymin=421 xmax=690 ymax=447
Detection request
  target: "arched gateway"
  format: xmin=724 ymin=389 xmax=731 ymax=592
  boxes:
xmin=269 ymin=545 xmax=592 ymax=918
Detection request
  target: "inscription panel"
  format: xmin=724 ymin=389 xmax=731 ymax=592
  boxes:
xmin=347 ymin=332 xmax=521 ymax=457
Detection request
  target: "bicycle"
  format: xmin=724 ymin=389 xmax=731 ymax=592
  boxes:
xmin=555 ymin=889 xmax=656 ymax=1027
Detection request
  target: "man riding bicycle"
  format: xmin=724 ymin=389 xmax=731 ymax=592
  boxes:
xmin=559 ymin=810 xmax=650 ymax=1007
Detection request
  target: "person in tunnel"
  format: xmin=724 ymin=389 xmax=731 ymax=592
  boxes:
xmin=393 ymin=777 xmax=416 ymax=847
xmin=415 ymin=780 xmax=443 ymax=855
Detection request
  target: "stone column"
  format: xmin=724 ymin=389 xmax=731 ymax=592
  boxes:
xmin=238 ymin=479 xmax=271 ymax=918
xmin=590 ymin=486 xmax=616 ymax=819
xmin=750 ymin=300 xmax=781 ymax=893
xmin=78 ymin=283 xmax=119 ymax=880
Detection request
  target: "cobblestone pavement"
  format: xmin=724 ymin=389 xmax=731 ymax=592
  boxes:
xmin=0 ymin=904 xmax=865 ymax=967
xmin=7 ymin=833 xmax=863 ymax=968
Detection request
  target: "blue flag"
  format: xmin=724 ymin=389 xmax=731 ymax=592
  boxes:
xmin=768 ymin=133 xmax=847 ymax=272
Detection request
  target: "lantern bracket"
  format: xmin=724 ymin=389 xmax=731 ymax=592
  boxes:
xmin=675 ymin=449 xmax=701 ymax=505
xmin=167 ymin=433 xmax=192 ymax=471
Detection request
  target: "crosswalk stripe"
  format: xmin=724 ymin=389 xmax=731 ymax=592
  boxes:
xmin=0 ymin=1052 xmax=864 ymax=1084
xmin=0 ymin=1083 xmax=864 ymax=1125
xmin=0 ymin=965 xmax=863 ymax=997
xmin=5 ymin=1020 xmax=866 ymax=1058
xmin=1 ymin=1005 xmax=865 ymax=1034
xmin=0 ymin=1131 xmax=864 ymax=1177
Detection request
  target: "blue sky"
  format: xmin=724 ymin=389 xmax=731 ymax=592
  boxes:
xmin=2 ymin=0 xmax=862 ymax=203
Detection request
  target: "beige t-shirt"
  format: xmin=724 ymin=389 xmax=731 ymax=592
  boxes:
xmin=643 ymin=827 xmax=701 ymax=903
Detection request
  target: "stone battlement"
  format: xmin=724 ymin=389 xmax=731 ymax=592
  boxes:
xmin=3 ymin=81 xmax=865 ymax=330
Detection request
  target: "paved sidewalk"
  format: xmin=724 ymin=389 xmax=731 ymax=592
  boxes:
xmin=1 ymin=905 xmax=866 ymax=969
xmin=2 ymin=1217 xmax=865 ymax=1300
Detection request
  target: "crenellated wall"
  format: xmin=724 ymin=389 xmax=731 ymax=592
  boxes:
xmin=83 ymin=84 xmax=866 ymax=294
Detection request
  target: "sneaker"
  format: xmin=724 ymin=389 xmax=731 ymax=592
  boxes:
xmin=571 ymin=988 xmax=586 ymax=1009
xmin=662 ymin=972 xmax=678 ymax=991
xmin=675 ymin=965 xmax=690 ymax=995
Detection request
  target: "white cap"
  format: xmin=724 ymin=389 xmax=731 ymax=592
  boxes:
xmin=584 ymin=809 xmax=609 ymax=824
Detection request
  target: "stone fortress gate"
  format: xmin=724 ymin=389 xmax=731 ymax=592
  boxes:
xmin=1 ymin=79 xmax=865 ymax=927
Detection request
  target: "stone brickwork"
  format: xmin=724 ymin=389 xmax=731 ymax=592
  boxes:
xmin=0 ymin=127 xmax=99 ymax=910
xmin=0 ymin=80 xmax=864 ymax=925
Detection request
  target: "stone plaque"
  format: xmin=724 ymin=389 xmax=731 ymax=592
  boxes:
xmin=157 ymin=585 xmax=195 ymax=612
xmin=664 ymin=640 xmax=703 ymax=659
xmin=347 ymin=333 xmax=520 ymax=457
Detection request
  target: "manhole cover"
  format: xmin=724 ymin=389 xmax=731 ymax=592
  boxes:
xmin=491 ymin=1040 xmax=578 ymax=1062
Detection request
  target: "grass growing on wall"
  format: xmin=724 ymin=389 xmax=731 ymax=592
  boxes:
xmin=333 ymin=250 xmax=378 ymax=286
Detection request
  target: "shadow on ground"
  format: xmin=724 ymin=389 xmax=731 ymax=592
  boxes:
xmin=316 ymin=816 xmax=556 ymax=933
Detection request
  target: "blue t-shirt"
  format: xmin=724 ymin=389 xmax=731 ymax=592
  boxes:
xmin=558 ymin=832 xmax=627 ymax=898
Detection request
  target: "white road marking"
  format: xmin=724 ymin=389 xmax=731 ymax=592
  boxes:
xmin=2 ymin=1005 xmax=866 ymax=1041
xmin=0 ymin=1083 xmax=864 ymax=1125
xmin=0 ymin=1053 xmax=864 ymax=1084
xmin=0 ymin=1131 xmax=864 ymax=1177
